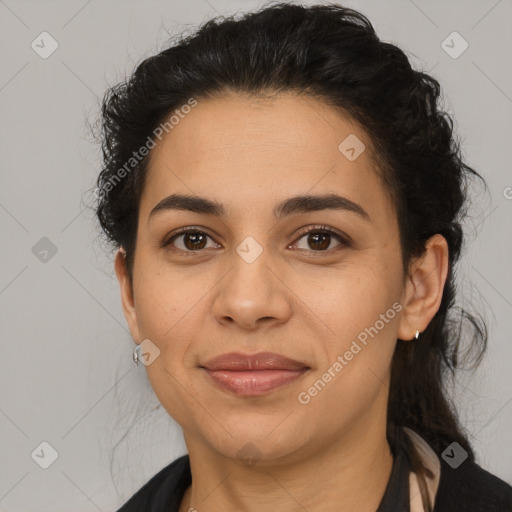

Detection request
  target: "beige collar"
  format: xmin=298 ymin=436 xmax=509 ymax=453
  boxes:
xmin=403 ymin=427 xmax=441 ymax=512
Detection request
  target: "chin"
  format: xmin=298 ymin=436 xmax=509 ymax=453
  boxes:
xmin=201 ymin=422 xmax=310 ymax=466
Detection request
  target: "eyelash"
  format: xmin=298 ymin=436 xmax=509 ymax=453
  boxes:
xmin=161 ymin=225 xmax=351 ymax=256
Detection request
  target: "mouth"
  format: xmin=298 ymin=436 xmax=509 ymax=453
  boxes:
xmin=199 ymin=351 xmax=310 ymax=396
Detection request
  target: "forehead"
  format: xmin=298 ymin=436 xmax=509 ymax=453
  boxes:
xmin=141 ymin=92 xmax=394 ymax=223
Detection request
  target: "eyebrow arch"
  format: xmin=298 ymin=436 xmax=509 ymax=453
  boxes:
xmin=148 ymin=193 xmax=371 ymax=222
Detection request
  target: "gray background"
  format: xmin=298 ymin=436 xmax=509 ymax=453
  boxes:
xmin=0 ymin=0 xmax=511 ymax=510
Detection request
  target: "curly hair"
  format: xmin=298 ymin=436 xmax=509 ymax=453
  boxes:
xmin=94 ymin=3 xmax=487 ymax=509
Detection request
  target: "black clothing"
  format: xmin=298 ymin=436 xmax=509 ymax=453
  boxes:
xmin=115 ymin=432 xmax=512 ymax=511
xmin=433 ymin=456 xmax=512 ymax=511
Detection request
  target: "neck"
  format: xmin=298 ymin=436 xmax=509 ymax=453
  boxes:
xmin=179 ymin=418 xmax=394 ymax=512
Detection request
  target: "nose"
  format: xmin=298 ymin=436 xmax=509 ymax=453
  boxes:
xmin=211 ymin=248 xmax=293 ymax=331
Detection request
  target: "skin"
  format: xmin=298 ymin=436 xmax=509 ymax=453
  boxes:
xmin=115 ymin=92 xmax=448 ymax=512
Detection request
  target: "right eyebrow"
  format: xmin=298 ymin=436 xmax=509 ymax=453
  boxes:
xmin=149 ymin=194 xmax=225 ymax=221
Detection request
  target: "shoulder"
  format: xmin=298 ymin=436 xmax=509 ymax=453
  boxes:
xmin=115 ymin=454 xmax=191 ymax=512
xmin=434 ymin=458 xmax=512 ymax=512
xmin=402 ymin=427 xmax=512 ymax=512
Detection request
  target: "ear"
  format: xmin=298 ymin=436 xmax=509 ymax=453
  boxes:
xmin=114 ymin=247 xmax=141 ymax=344
xmin=397 ymin=234 xmax=449 ymax=341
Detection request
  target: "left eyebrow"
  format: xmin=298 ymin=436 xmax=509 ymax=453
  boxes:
xmin=273 ymin=193 xmax=371 ymax=221
xmin=148 ymin=193 xmax=371 ymax=222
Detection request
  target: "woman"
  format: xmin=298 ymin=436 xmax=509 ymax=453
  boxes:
xmin=94 ymin=3 xmax=512 ymax=511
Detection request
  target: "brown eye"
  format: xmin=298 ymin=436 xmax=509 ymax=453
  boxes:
xmin=162 ymin=228 xmax=219 ymax=252
xmin=291 ymin=225 xmax=350 ymax=253
xmin=306 ymin=232 xmax=331 ymax=250
xmin=182 ymin=232 xmax=207 ymax=250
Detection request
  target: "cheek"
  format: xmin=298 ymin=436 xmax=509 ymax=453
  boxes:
xmin=301 ymin=258 xmax=401 ymax=339
xmin=133 ymin=267 xmax=208 ymax=429
xmin=296 ymin=270 xmax=400 ymax=430
xmin=300 ymin=258 xmax=402 ymax=400
xmin=134 ymin=244 xmax=197 ymax=325
xmin=131 ymin=262 xmax=197 ymax=367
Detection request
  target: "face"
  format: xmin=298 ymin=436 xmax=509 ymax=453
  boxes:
xmin=118 ymin=92 xmax=412 ymax=464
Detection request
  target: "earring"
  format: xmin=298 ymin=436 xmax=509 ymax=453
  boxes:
xmin=414 ymin=329 xmax=420 ymax=340
xmin=133 ymin=344 xmax=140 ymax=366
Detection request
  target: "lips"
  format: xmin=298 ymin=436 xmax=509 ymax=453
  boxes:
xmin=200 ymin=352 xmax=310 ymax=396
xmin=201 ymin=351 xmax=309 ymax=371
